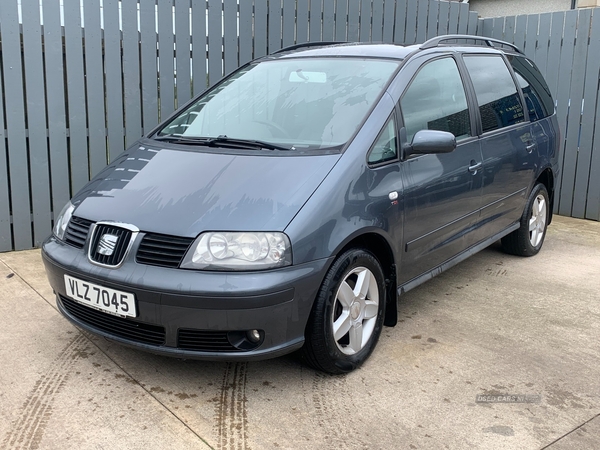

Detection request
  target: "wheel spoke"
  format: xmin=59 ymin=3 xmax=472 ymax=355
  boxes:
xmin=529 ymin=215 xmax=537 ymax=232
xmin=337 ymin=281 xmax=355 ymax=308
xmin=364 ymin=300 xmax=378 ymax=320
xmin=349 ymin=323 xmax=363 ymax=353
xmin=532 ymin=198 xmax=540 ymax=217
xmin=353 ymin=269 xmax=370 ymax=299
xmin=333 ymin=312 xmax=352 ymax=341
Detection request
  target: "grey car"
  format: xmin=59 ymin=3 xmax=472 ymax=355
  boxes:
xmin=42 ymin=35 xmax=559 ymax=374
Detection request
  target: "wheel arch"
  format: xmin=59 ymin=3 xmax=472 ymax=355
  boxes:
xmin=535 ymin=166 xmax=554 ymax=225
xmin=333 ymin=231 xmax=398 ymax=327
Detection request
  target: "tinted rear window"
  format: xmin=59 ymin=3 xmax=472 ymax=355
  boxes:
xmin=507 ymin=55 xmax=554 ymax=122
xmin=463 ymin=55 xmax=525 ymax=133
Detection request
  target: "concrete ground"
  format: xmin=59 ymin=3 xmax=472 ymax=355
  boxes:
xmin=0 ymin=215 xmax=598 ymax=450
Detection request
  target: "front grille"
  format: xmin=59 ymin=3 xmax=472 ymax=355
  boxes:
xmin=177 ymin=329 xmax=238 ymax=352
xmin=136 ymin=233 xmax=194 ymax=268
xmin=60 ymin=295 xmax=165 ymax=345
xmin=65 ymin=217 xmax=94 ymax=248
xmin=89 ymin=224 xmax=133 ymax=267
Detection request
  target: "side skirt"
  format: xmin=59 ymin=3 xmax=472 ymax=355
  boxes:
xmin=397 ymin=222 xmax=520 ymax=296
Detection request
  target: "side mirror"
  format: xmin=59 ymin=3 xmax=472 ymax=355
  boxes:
xmin=404 ymin=129 xmax=457 ymax=157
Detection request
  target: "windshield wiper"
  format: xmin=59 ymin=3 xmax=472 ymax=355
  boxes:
xmin=153 ymin=135 xmax=291 ymax=151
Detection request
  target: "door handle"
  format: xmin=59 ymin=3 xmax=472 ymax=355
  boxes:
xmin=468 ymin=161 xmax=482 ymax=174
xmin=526 ymin=142 xmax=536 ymax=153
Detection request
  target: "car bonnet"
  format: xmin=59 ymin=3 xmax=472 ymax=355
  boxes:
xmin=71 ymin=144 xmax=340 ymax=237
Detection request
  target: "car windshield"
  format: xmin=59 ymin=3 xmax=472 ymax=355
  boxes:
xmin=157 ymin=57 xmax=400 ymax=150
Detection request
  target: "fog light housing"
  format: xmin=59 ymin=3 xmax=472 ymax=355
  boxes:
xmin=247 ymin=329 xmax=261 ymax=343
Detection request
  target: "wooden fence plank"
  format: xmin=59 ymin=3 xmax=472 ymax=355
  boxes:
xmin=64 ymin=0 xmax=89 ymax=194
xmin=513 ymin=15 xmax=527 ymax=51
xmin=491 ymin=17 xmax=504 ymax=41
xmin=175 ymin=0 xmax=192 ymax=105
xmin=347 ymin=0 xmax=360 ymax=42
xmin=43 ymin=0 xmax=71 ymax=220
xmin=394 ymin=0 xmax=407 ymax=44
xmin=534 ymin=13 xmax=552 ymax=74
xmin=254 ymin=0 xmax=268 ymax=56
xmin=458 ymin=2 xmax=468 ymax=35
xmin=223 ymin=0 xmax=238 ymax=75
xmin=0 ymin=0 xmax=31 ymax=249
xmin=426 ymin=0 xmax=439 ymax=40
xmin=323 ymin=0 xmax=335 ymax=41
xmin=207 ymin=0 xmax=223 ymax=84
xmin=335 ymin=0 xmax=348 ymax=41
xmin=545 ymin=12 xmax=565 ymax=99
xmin=283 ymin=0 xmax=296 ymax=47
xmin=21 ymin=0 xmax=51 ymax=246
xmin=405 ymin=0 xmax=418 ymax=44
xmin=372 ymin=0 xmax=385 ymax=42
xmin=504 ymin=15 xmax=515 ymax=44
xmin=297 ymin=0 xmax=310 ymax=43
xmin=191 ymin=0 xmax=208 ymax=94
xmin=309 ymin=0 xmax=321 ymax=41
xmin=104 ymin=0 xmax=125 ymax=160
xmin=140 ymin=0 xmax=159 ymax=130
xmin=382 ymin=0 xmax=395 ymax=43
xmin=481 ymin=17 xmax=493 ymax=37
xmin=448 ymin=0 xmax=460 ymax=35
xmin=0 ymin=61 xmax=10 ymax=251
xmin=578 ymin=11 xmax=600 ymax=220
xmin=158 ymin=0 xmax=175 ymax=117
xmin=239 ymin=0 xmax=254 ymax=64
xmin=359 ymin=0 xmax=371 ymax=42
xmin=467 ymin=11 xmax=479 ymax=35
xmin=554 ymin=10 xmax=577 ymax=212
xmin=268 ymin=0 xmax=282 ymax=52
xmin=122 ymin=0 xmax=143 ymax=145
xmin=437 ymin=0 xmax=450 ymax=37
xmin=416 ymin=0 xmax=429 ymax=43
xmin=524 ymin=14 xmax=539 ymax=59
xmin=83 ymin=0 xmax=107 ymax=173
xmin=559 ymin=9 xmax=592 ymax=216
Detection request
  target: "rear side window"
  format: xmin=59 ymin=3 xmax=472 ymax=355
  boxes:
xmin=507 ymin=56 xmax=554 ymax=121
xmin=463 ymin=55 xmax=525 ymax=133
xmin=400 ymin=57 xmax=471 ymax=142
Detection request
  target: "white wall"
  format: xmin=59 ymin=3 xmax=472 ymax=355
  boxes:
xmin=469 ymin=0 xmax=573 ymax=18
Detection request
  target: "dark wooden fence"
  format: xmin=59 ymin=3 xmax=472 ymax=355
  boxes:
xmin=0 ymin=0 xmax=598 ymax=252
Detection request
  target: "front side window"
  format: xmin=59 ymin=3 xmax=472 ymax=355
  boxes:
xmin=400 ymin=57 xmax=472 ymax=143
xmin=463 ymin=55 xmax=525 ymax=133
xmin=158 ymin=58 xmax=399 ymax=150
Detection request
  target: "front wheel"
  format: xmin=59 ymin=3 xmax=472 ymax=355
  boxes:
xmin=301 ymin=249 xmax=386 ymax=374
xmin=502 ymin=183 xmax=549 ymax=256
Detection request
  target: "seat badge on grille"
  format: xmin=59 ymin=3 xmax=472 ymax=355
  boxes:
xmin=97 ymin=234 xmax=119 ymax=256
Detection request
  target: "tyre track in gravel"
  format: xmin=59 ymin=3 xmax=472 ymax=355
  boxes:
xmin=2 ymin=334 xmax=90 ymax=449
xmin=311 ymin=371 xmax=369 ymax=449
xmin=215 ymin=362 xmax=250 ymax=450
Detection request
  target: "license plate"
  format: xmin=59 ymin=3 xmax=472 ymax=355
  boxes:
xmin=64 ymin=274 xmax=136 ymax=318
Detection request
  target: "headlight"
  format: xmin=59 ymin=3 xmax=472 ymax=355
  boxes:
xmin=53 ymin=201 xmax=75 ymax=241
xmin=181 ymin=232 xmax=292 ymax=271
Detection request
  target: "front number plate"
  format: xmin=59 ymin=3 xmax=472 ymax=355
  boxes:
xmin=64 ymin=274 xmax=136 ymax=318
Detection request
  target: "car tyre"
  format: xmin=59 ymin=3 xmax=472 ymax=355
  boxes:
xmin=501 ymin=183 xmax=549 ymax=257
xmin=301 ymin=248 xmax=386 ymax=374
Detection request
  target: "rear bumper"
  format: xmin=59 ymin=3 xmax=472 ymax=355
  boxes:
xmin=42 ymin=236 xmax=331 ymax=361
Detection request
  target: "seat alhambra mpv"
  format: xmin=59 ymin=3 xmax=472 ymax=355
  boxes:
xmin=43 ymin=35 xmax=559 ymax=374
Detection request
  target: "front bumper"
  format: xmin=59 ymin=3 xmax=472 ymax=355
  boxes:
xmin=42 ymin=236 xmax=331 ymax=361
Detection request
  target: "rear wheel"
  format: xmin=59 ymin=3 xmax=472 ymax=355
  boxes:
xmin=301 ymin=249 xmax=386 ymax=374
xmin=502 ymin=183 xmax=549 ymax=256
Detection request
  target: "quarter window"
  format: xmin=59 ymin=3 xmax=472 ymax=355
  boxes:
xmin=368 ymin=115 xmax=398 ymax=164
xmin=401 ymin=57 xmax=471 ymax=143
xmin=463 ymin=55 xmax=525 ymax=132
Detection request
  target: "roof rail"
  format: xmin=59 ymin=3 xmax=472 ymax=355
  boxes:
xmin=420 ymin=34 xmax=523 ymax=54
xmin=273 ymin=41 xmax=346 ymax=54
